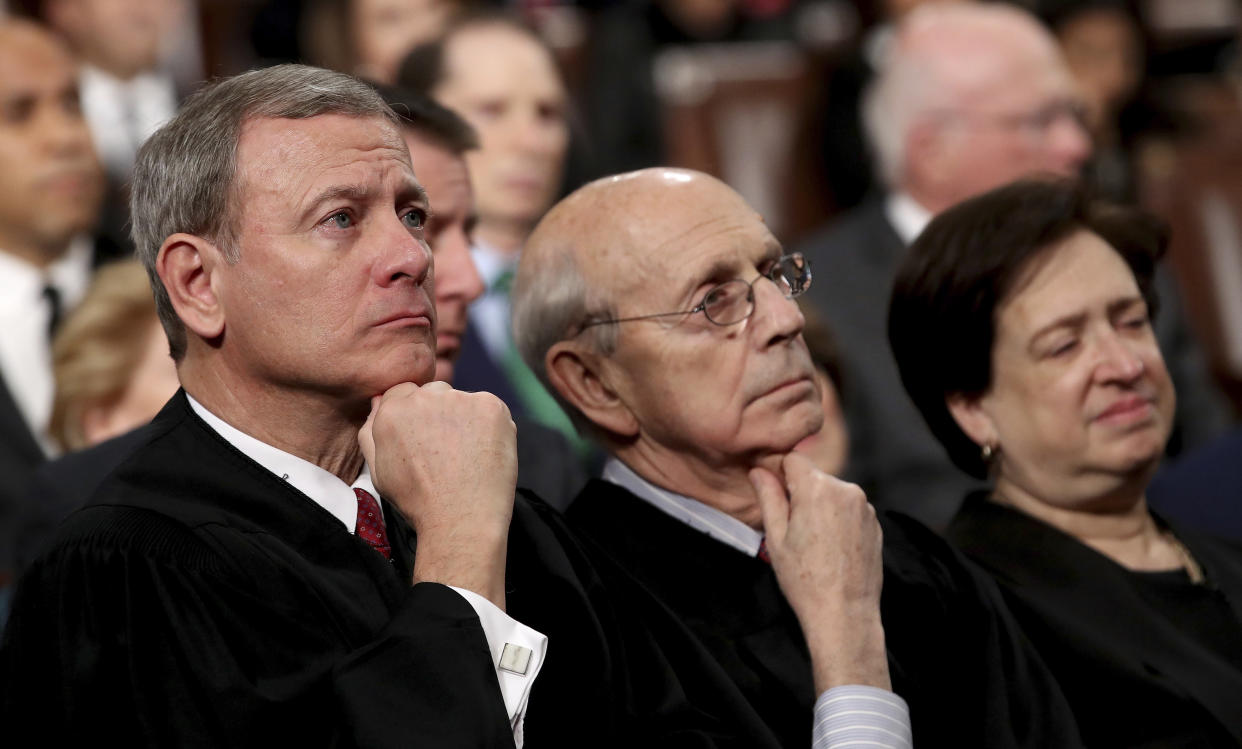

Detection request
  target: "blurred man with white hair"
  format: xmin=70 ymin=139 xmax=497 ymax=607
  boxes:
xmin=797 ymin=2 xmax=1227 ymax=528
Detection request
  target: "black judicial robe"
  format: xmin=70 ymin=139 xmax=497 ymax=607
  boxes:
xmin=948 ymin=496 xmax=1242 ymax=748
xmin=0 ymin=393 xmax=781 ymax=748
xmin=568 ymin=479 xmax=1086 ymax=749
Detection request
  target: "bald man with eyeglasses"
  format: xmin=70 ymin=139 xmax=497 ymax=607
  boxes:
xmin=512 ymin=167 xmax=1086 ymax=749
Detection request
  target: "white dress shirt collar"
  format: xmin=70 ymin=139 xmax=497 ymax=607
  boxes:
xmin=467 ymin=239 xmax=520 ymax=361
xmin=601 ymin=457 xmax=764 ymax=557
xmin=0 ymin=237 xmax=94 ymax=452
xmin=79 ymin=64 xmax=177 ymax=177
xmin=469 ymin=238 xmax=516 ymax=290
xmin=885 ymin=191 xmax=934 ymax=247
xmin=186 ymin=394 xmax=378 ymax=532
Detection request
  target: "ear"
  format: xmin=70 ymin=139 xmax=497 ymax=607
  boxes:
xmin=156 ymin=233 xmax=226 ymax=342
xmin=545 ymin=341 xmax=639 ymax=439
xmin=946 ymin=392 xmax=997 ymax=450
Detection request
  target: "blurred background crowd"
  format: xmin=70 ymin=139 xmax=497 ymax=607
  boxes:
xmin=5 ymin=0 xmax=1242 ymax=572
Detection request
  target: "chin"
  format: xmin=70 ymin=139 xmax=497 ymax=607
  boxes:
xmin=762 ymin=406 xmax=825 ymax=454
xmin=369 ymin=355 xmax=436 ymax=392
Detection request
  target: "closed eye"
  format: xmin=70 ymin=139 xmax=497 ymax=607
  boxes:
xmin=1046 ymin=338 xmax=1078 ymax=358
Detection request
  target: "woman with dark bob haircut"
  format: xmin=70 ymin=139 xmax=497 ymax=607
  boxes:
xmin=888 ymin=178 xmax=1242 ymax=747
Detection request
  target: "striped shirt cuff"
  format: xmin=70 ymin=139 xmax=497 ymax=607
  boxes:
xmin=811 ymin=686 xmax=912 ymax=749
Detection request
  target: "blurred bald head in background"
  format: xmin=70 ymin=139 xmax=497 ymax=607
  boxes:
xmin=865 ymin=3 xmax=1091 ymax=213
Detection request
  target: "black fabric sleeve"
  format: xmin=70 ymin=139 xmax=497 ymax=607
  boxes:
xmin=0 ymin=507 xmax=513 ymax=748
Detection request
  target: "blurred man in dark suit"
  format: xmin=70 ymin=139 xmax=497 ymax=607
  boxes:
xmin=400 ymin=14 xmax=581 ymax=448
xmin=795 ymin=2 xmax=1227 ymax=528
xmin=0 ymin=19 xmax=106 ymax=598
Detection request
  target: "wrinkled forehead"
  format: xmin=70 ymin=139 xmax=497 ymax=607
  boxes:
xmin=235 ymin=113 xmax=414 ymax=197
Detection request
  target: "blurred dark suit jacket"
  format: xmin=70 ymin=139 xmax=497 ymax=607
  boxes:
xmin=0 ymin=375 xmax=46 ymax=586
xmin=0 ymin=238 xmax=128 ymax=583
xmin=1150 ymin=426 xmax=1242 ymax=543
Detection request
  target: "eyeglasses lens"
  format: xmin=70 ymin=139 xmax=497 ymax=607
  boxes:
xmin=703 ymin=280 xmax=753 ymax=325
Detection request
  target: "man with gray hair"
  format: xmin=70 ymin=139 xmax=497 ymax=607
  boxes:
xmin=796 ymin=2 xmax=1226 ymax=528
xmin=0 ymin=65 xmax=782 ymax=747
xmin=513 ymin=166 xmax=1084 ymax=748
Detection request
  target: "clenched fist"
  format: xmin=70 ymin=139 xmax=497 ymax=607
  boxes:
xmin=359 ymin=381 xmax=518 ymax=608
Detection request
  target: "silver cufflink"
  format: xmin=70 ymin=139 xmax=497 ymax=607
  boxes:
xmin=499 ymin=643 xmax=532 ymax=675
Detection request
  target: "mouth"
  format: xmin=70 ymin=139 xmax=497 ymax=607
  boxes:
xmin=505 ymin=174 xmax=546 ymax=192
xmin=375 ymin=310 xmax=433 ymax=329
xmin=39 ymin=171 xmax=97 ymax=194
xmin=758 ymin=374 xmax=816 ymax=402
xmin=1093 ymin=395 xmax=1156 ymax=426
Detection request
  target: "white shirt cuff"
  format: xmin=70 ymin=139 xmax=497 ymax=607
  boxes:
xmin=812 ymin=686 xmax=912 ymax=749
xmin=449 ymin=586 xmax=548 ymax=748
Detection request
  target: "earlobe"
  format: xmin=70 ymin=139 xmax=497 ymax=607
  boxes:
xmin=157 ymin=233 xmax=225 ymax=342
xmin=946 ymin=392 xmax=996 ymax=449
xmin=545 ymin=342 xmax=638 ymax=439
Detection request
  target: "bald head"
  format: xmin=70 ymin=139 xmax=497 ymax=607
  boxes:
xmin=513 ymin=168 xmax=789 ymax=434
xmin=515 ymin=167 xmax=762 ymax=359
xmin=515 ymin=167 xmax=820 ymax=484
xmin=530 ymin=168 xmax=754 ymax=284
xmin=866 ymin=3 xmax=1091 ymax=212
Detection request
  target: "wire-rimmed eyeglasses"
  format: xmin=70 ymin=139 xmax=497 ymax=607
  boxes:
xmin=579 ymin=252 xmax=812 ymax=331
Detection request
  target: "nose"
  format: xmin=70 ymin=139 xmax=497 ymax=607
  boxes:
xmin=1095 ymin=330 xmax=1146 ymax=385
xmin=1046 ymin=111 xmax=1092 ymax=176
xmin=751 ymin=277 xmax=805 ymax=348
xmin=373 ymin=216 xmax=432 ymax=288
xmin=434 ymin=227 xmax=485 ymax=305
xmin=517 ymin=109 xmax=564 ymax=156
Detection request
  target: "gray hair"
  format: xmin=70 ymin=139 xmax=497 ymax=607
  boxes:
xmin=130 ymin=64 xmax=399 ymax=360
xmin=511 ymin=246 xmax=616 ymax=439
xmin=862 ymin=35 xmax=941 ymax=189
xmin=863 ymin=3 xmax=1056 ymax=189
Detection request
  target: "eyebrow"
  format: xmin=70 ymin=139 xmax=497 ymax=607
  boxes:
xmin=300 ymin=180 xmax=429 ymax=224
xmin=675 ymin=241 xmax=783 ymax=304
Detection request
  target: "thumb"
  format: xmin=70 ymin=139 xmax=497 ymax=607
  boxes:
xmin=750 ymin=466 xmax=790 ymax=545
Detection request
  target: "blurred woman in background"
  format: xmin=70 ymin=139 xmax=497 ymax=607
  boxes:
xmin=49 ymin=260 xmax=179 ymax=451
xmin=888 ymin=178 xmax=1242 ymax=747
